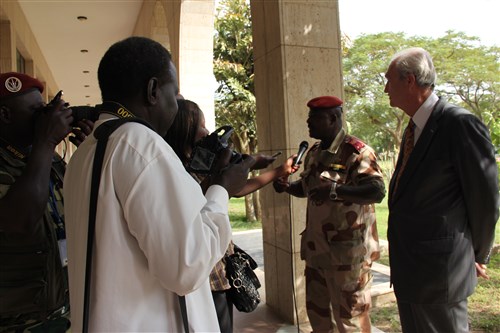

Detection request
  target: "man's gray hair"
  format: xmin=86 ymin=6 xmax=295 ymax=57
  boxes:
xmin=391 ymin=47 xmax=437 ymax=89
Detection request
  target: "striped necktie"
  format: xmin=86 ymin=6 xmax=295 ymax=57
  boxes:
xmin=394 ymin=119 xmax=415 ymax=194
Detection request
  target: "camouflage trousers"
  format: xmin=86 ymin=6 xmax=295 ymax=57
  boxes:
xmin=305 ymin=264 xmax=372 ymax=333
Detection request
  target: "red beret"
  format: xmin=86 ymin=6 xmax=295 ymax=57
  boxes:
xmin=0 ymin=72 xmax=44 ymax=99
xmin=307 ymin=96 xmax=343 ymax=109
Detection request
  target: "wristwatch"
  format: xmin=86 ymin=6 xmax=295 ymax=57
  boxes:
xmin=329 ymin=181 xmax=338 ymax=200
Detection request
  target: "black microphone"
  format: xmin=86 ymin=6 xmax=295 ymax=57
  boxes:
xmin=293 ymin=141 xmax=309 ymax=167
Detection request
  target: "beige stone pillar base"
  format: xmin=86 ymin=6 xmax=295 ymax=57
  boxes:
xmin=250 ymin=0 xmax=344 ymax=324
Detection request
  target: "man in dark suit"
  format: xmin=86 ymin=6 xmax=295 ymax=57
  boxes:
xmin=384 ymin=47 xmax=499 ymax=332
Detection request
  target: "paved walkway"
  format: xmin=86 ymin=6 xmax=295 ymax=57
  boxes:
xmin=232 ymin=230 xmax=393 ymax=333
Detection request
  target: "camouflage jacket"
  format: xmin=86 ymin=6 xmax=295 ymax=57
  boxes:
xmin=299 ymin=132 xmax=384 ymax=269
xmin=0 ymin=146 xmax=67 ymax=324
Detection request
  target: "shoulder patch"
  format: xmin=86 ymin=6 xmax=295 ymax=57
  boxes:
xmin=345 ymin=135 xmax=365 ymax=152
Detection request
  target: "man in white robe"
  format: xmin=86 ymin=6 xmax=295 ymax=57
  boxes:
xmin=64 ymin=37 xmax=254 ymax=332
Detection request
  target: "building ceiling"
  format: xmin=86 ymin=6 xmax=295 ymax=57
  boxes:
xmin=18 ymin=0 xmax=144 ymax=107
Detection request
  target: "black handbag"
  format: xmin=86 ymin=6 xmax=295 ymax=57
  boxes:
xmin=225 ymin=244 xmax=261 ymax=313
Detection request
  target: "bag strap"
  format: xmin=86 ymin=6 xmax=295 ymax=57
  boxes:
xmin=83 ymin=118 xmax=189 ymax=333
xmin=83 ymin=118 xmax=149 ymax=332
xmin=178 ymin=295 xmax=189 ymax=333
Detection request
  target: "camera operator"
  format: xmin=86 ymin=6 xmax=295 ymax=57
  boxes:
xmin=0 ymin=72 xmax=93 ymax=332
xmin=165 ymin=98 xmax=298 ymax=332
xmin=63 ymin=37 xmax=255 ymax=332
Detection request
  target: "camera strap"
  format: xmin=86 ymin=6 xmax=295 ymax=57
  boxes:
xmin=83 ymin=118 xmax=189 ymax=333
xmin=0 ymin=136 xmax=28 ymax=160
xmin=97 ymin=101 xmax=136 ymax=119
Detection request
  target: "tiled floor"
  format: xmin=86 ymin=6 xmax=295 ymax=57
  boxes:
xmin=233 ymin=268 xmax=309 ymax=333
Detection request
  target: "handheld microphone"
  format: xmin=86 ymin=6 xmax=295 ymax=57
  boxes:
xmin=293 ymin=141 xmax=309 ymax=167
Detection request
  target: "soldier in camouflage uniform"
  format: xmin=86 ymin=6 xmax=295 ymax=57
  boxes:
xmin=273 ymin=96 xmax=385 ymax=333
xmin=0 ymin=73 xmax=92 ymax=332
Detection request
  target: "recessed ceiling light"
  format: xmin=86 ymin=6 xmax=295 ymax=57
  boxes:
xmin=83 ymin=70 xmax=89 ymax=73
xmin=80 ymin=49 xmax=89 ymax=53
xmin=77 ymin=16 xmax=88 ymax=21
xmin=85 ymin=95 xmax=90 ymax=98
xmin=84 ymin=85 xmax=90 ymax=87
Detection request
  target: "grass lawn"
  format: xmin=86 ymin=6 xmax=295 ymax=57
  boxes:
xmin=229 ymin=194 xmax=390 ymax=234
xmin=229 ymin=197 xmax=262 ymax=231
xmin=230 ymin=193 xmax=500 ymax=244
xmin=371 ymin=251 xmax=500 ymax=332
xmin=375 ymin=194 xmax=389 ymax=239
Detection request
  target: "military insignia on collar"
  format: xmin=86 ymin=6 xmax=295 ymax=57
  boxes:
xmin=329 ymin=164 xmax=346 ymax=172
xmin=5 ymin=77 xmax=22 ymax=93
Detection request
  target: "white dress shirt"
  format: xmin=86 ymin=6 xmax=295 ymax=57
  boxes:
xmin=412 ymin=93 xmax=439 ymax=144
xmin=64 ymin=118 xmax=231 ymax=332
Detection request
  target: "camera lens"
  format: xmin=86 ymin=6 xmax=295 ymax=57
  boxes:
xmin=70 ymin=106 xmax=97 ymax=126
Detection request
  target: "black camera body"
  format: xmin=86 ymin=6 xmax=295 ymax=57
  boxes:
xmin=188 ymin=125 xmax=242 ymax=174
xmin=70 ymin=105 xmax=99 ymax=125
xmin=44 ymin=90 xmax=98 ymax=125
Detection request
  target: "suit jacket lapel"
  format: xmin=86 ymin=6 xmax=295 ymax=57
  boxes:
xmin=390 ymin=97 xmax=446 ymax=205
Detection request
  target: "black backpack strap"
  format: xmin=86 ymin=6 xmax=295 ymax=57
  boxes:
xmin=82 ymin=118 xmax=159 ymax=332
xmin=178 ymin=295 xmax=189 ymax=333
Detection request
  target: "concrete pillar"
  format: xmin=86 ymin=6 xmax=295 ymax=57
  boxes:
xmin=0 ymin=0 xmax=58 ymax=96
xmin=177 ymin=0 xmax=217 ymax=131
xmin=250 ymin=0 xmax=344 ymax=324
xmin=0 ymin=20 xmax=15 ymax=72
xmin=134 ymin=0 xmax=217 ymax=131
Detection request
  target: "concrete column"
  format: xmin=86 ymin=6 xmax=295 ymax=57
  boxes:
xmin=177 ymin=0 xmax=217 ymax=131
xmin=0 ymin=20 xmax=15 ymax=72
xmin=0 ymin=0 xmax=58 ymax=96
xmin=250 ymin=0 xmax=343 ymax=324
xmin=135 ymin=0 xmax=217 ymax=131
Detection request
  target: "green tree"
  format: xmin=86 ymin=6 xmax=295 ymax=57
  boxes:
xmin=429 ymin=31 xmax=500 ymax=146
xmin=214 ymin=0 xmax=260 ymax=221
xmin=343 ymin=32 xmax=413 ymax=155
xmin=343 ymin=31 xmax=500 ymax=161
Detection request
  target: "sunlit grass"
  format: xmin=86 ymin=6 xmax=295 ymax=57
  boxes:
xmin=229 ymin=197 xmax=262 ymax=231
xmin=371 ymin=252 xmax=500 ymax=332
xmin=229 ymin=191 xmax=500 ymax=243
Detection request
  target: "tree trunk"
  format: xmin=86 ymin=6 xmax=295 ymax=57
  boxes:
xmin=244 ymin=193 xmax=257 ymax=221
xmin=233 ymin=130 xmax=259 ymax=223
xmin=253 ymin=190 xmax=262 ymax=221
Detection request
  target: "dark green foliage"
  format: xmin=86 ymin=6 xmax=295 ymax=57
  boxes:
xmin=343 ymin=31 xmax=500 ymax=155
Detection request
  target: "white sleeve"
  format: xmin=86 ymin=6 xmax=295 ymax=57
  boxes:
xmin=122 ymin=153 xmax=231 ymax=295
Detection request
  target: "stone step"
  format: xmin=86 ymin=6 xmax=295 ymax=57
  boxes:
xmin=371 ymin=262 xmax=395 ymax=307
xmin=371 ymin=240 xmax=396 ymax=307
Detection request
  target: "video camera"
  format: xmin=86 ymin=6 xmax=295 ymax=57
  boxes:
xmin=188 ymin=125 xmax=243 ymax=174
